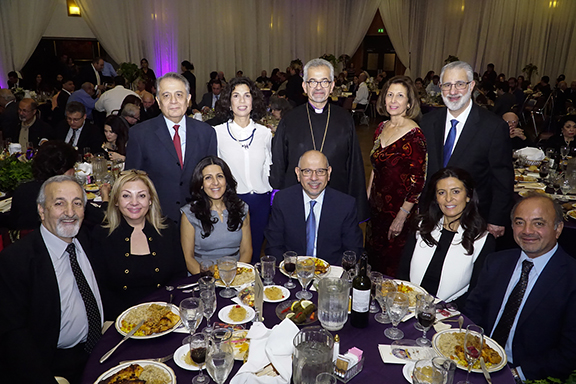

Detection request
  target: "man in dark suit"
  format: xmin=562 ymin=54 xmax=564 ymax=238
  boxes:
xmin=54 ymin=101 xmax=104 ymax=154
xmin=5 ymin=98 xmax=54 ymax=147
xmin=196 ymin=79 xmax=222 ymax=111
xmin=0 ymin=175 xmax=104 ymax=383
xmin=420 ymin=61 xmax=514 ymax=239
xmin=465 ymin=193 xmax=576 ymax=381
xmin=0 ymin=88 xmax=18 ymax=135
xmin=125 ymin=72 xmax=217 ymax=224
xmin=53 ymin=78 xmax=76 ymax=126
xmin=140 ymin=90 xmax=161 ymax=121
xmin=265 ymin=150 xmax=363 ymax=265
xmin=75 ymin=57 xmax=105 ymax=93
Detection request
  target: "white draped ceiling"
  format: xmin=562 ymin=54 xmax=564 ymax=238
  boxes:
xmin=1 ymin=0 xmax=575 ymax=93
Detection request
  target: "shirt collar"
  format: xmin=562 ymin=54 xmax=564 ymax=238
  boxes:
xmin=447 ymin=98 xmax=473 ymax=123
xmin=163 ymin=115 xmax=186 ymax=130
xmin=518 ymin=243 xmax=557 ymax=275
xmin=22 ymin=116 xmax=36 ymax=129
xmin=302 ymin=188 xmax=326 ymax=206
xmin=40 ymin=224 xmax=77 ymax=260
xmin=307 ymin=101 xmax=326 ymax=114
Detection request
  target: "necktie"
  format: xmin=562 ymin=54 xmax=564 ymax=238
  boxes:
xmin=443 ymin=119 xmax=458 ymax=167
xmin=68 ymin=129 xmax=77 ymax=146
xmin=66 ymin=242 xmax=101 ymax=353
xmin=492 ymin=260 xmax=534 ymax=346
xmin=306 ymin=201 xmax=317 ymax=256
xmin=173 ymin=124 xmax=183 ymax=168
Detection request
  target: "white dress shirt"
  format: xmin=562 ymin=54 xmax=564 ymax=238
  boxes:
xmin=303 ymin=189 xmax=325 ymax=257
xmin=353 ymin=82 xmax=369 ymax=106
xmin=94 ymin=85 xmax=140 ymax=116
xmin=164 ymin=116 xmax=187 ymax=162
xmin=444 ymin=100 xmax=473 ymax=147
xmin=64 ymin=122 xmax=85 ymax=148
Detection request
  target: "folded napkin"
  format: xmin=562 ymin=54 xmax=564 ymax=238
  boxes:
xmin=0 ymin=197 xmax=12 ymax=213
xmin=230 ymin=318 xmax=300 ymax=384
xmin=515 ymin=147 xmax=545 ymax=161
xmin=75 ymin=162 xmax=92 ymax=175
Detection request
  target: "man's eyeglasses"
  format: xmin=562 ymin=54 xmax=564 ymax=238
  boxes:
xmin=66 ymin=116 xmax=84 ymax=123
xmin=440 ymin=81 xmax=471 ymax=90
xmin=305 ymin=79 xmax=332 ymax=88
xmin=299 ymin=168 xmax=328 ymax=177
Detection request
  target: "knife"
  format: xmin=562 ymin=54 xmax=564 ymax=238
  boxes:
xmin=177 ymin=282 xmax=198 ymax=289
xmin=480 ymin=357 xmax=492 ymax=384
xmin=100 ymin=320 xmax=145 ymax=363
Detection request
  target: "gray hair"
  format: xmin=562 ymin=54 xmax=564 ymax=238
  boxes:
xmin=121 ymin=103 xmax=140 ymax=118
xmin=510 ymin=192 xmax=564 ymax=229
xmin=0 ymin=89 xmax=15 ymax=102
xmin=155 ymin=72 xmax=190 ymax=97
xmin=303 ymin=59 xmax=334 ymax=82
xmin=297 ymin=150 xmax=330 ymax=168
xmin=440 ymin=61 xmax=474 ymax=83
xmin=37 ymin=175 xmax=87 ymax=208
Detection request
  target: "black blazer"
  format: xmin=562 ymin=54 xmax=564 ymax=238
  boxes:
xmin=5 ymin=117 xmax=54 ymax=147
xmin=420 ymin=103 xmax=514 ymax=226
xmin=54 ymin=120 xmax=105 ymax=154
xmin=264 ymin=185 xmax=364 ymax=265
xmin=0 ymin=101 xmax=18 ymax=135
xmin=197 ymin=92 xmax=216 ymax=110
xmin=75 ymin=64 xmax=102 ymax=89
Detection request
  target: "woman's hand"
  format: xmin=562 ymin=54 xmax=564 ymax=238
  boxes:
xmin=108 ymin=151 xmax=125 ymax=162
xmin=100 ymin=183 xmax=111 ymax=202
xmin=388 ymin=209 xmax=409 ymax=240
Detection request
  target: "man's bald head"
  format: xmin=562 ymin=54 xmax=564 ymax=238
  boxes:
xmin=18 ymin=98 xmax=37 ymax=124
xmin=81 ymin=82 xmax=95 ymax=96
xmin=503 ymin=112 xmax=519 ymax=129
xmin=0 ymin=89 xmax=15 ymax=107
xmin=141 ymin=91 xmax=154 ymax=109
xmin=296 ymin=150 xmax=332 ymax=199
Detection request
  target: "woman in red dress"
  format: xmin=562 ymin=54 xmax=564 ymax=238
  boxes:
xmin=366 ymin=76 xmax=427 ymax=277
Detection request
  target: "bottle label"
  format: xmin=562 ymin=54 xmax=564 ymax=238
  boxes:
xmin=352 ymin=288 xmax=370 ymax=312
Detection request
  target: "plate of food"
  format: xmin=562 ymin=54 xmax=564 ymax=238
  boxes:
xmin=115 ymin=302 xmax=181 ymax=339
xmin=174 ymin=344 xmax=201 ymax=371
xmin=279 ymin=256 xmax=330 ymax=278
xmin=218 ymin=304 xmax=255 ymax=325
xmin=214 ymin=262 xmax=255 ymax=288
xmin=432 ymin=329 xmax=507 ymax=373
xmin=515 ymin=174 xmax=538 ymax=182
xmin=394 ymin=280 xmax=428 ymax=309
xmin=86 ymin=192 xmax=97 ymax=200
xmin=263 ymin=285 xmax=290 ymax=303
xmin=276 ymin=299 xmax=317 ymax=325
xmin=231 ymin=329 xmax=250 ymax=361
xmin=85 ymin=183 xmax=99 ymax=192
xmin=567 ymin=210 xmax=576 ymax=220
xmin=519 ymin=189 xmax=549 ymax=197
xmin=94 ymin=360 xmax=176 ymax=384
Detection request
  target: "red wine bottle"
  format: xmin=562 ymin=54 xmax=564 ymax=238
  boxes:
xmin=351 ymin=253 xmax=371 ymax=328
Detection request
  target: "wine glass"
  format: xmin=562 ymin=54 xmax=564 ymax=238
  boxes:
xmin=374 ymin=279 xmax=397 ymax=324
xmin=283 ymin=251 xmax=297 ymax=289
xmin=198 ymin=276 xmax=216 ymax=294
xmin=315 ymin=372 xmax=338 ymax=384
xmin=341 ymin=250 xmax=357 ymax=272
xmin=415 ymin=293 xmax=436 ymax=347
xmin=413 ymin=358 xmax=445 ymax=384
xmin=456 ymin=324 xmax=484 ymax=384
xmin=384 ymin=292 xmax=409 ymax=340
xmin=539 ymin=162 xmax=549 ymax=182
xmin=369 ymin=271 xmax=383 ymax=313
xmin=206 ymin=327 xmax=234 ymax=384
xmin=295 ymin=257 xmax=315 ymax=300
xmin=179 ymin=297 xmax=204 ymax=345
xmin=200 ymin=259 xmax=215 ymax=277
xmin=217 ymin=257 xmax=237 ymax=298
xmin=189 ymin=332 xmax=210 ymax=383
xmin=200 ymin=290 xmax=217 ymax=334
xmin=561 ymin=145 xmax=570 ymax=160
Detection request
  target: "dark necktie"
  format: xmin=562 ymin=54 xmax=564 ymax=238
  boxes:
xmin=173 ymin=124 xmax=183 ymax=168
xmin=67 ymin=242 xmax=101 ymax=353
xmin=306 ymin=200 xmax=317 ymax=256
xmin=443 ymin=119 xmax=458 ymax=167
xmin=68 ymin=129 xmax=77 ymax=146
xmin=492 ymin=260 xmax=534 ymax=346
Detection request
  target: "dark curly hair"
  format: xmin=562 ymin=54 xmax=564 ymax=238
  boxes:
xmin=417 ymin=167 xmax=486 ymax=255
xmin=32 ymin=141 xmax=78 ymax=181
xmin=189 ymin=156 xmax=246 ymax=238
xmin=215 ymin=76 xmax=267 ymax=121
xmin=104 ymin=115 xmax=129 ymax=155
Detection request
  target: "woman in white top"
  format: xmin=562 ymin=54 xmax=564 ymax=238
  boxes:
xmin=214 ymin=77 xmax=272 ymax=263
xmin=398 ymin=167 xmax=495 ymax=308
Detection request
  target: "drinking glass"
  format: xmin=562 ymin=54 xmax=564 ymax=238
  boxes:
xmin=384 ymin=292 xmax=409 ymax=340
xmin=369 ymin=271 xmax=383 ymax=313
xmin=456 ymin=325 xmax=484 ymax=384
xmin=200 ymin=290 xmax=217 ymax=334
xmin=413 ymin=358 xmax=445 ymax=384
xmin=283 ymin=251 xmax=297 ymax=289
xmin=189 ymin=332 xmax=210 ymax=383
xmin=83 ymin=147 xmax=92 ymax=162
xmin=25 ymin=142 xmax=34 ymax=160
xmin=539 ymin=162 xmax=550 ymax=181
xmin=415 ymin=293 xmax=436 ymax=347
xmin=374 ymin=279 xmax=397 ymax=324
xmin=200 ymin=259 xmax=215 ymax=277
xmin=341 ymin=250 xmax=357 ymax=272
xmin=260 ymin=255 xmax=276 ymax=285
xmin=198 ymin=276 xmax=216 ymax=294
xmin=217 ymin=257 xmax=237 ymax=298
xmin=296 ymin=257 xmax=315 ymax=300
xmin=179 ymin=297 xmax=204 ymax=345
xmin=206 ymin=327 xmax=234 ymax=384
xmin=315 ymin=373 xmax=338 ymax=384
xmin=561 ymin=145 xmax=570 ymax=160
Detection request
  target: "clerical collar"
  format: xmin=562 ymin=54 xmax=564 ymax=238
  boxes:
xmin=308 ymin=102 xmax=325 ymax=114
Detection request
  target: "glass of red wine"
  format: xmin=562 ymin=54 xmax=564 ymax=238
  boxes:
xmin=189 ymin=332 xmax=210 ymax=383
xmin=283 ymin=251 xmax=297 ymax=289
xmin=342 ymin=250 xmax=357 ymax=282
xmin=415 ymin=293 xmax=436 ymax=346
xmin=456 ymin=324 xmax=484 ymax=384
xmin=199 ymin=260 xmax=215 ymax=278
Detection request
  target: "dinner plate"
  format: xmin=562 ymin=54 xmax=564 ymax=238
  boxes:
xmin=174 ymin=344 xmax=201 ymax=371
xmin=218 ymin=304 xmax=255 ymax=325
xmin=94 ymin=360 xmax=176 ymax=384
xmin=519 ymin=190 xmax=549 ymax=197
xmin=394 ymin=280 xmax=427 ymax=309
xmin=402 ymin=362 xmax=414 ymax=383
xmin=85 ymin=183 xmax=99 ymax=192
xmin=231 ymin=329 xmax=250 ymax=361
xmin=567 ymin=210 xmax=576 ymax=220
xmin=275 ymin=299 xmax=318 ymax=326
xmin=115 ymin=301 xmax=181 ymax=339
xmin=263 ymin=285 xmax=290 ymax=303
xmin=432 ymin=329 xmax=507 ymax=373
xmin=214 ymin=262 xmax=255 ymax=288
xmin=279 ymin=256 xmax=331 ymax=278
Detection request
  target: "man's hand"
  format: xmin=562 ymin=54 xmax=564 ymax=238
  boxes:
xmin=509 ymin=128 xmax=526 ymax=140
xmin=487 ymin=223 xmax=505 ymax=238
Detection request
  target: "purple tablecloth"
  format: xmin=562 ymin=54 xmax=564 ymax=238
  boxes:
xmin=82 ymin=273 xmax=515 ymax=384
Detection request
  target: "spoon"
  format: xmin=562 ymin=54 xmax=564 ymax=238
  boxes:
xmin=458 ymin=315 xmax=464 ymax=332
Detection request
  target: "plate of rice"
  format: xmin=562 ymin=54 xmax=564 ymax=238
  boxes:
xmin=94 ymin=360 xmax=175 ymax=384
xmin=115 ymin=302 xmax=181 ymax=339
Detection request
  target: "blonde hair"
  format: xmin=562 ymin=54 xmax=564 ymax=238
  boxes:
xmin=103 ymin=170 xmax=167 ymax=235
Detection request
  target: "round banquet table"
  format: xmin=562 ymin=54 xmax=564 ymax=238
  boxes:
xmin=82 ymin=272 xmax=516 ymax=384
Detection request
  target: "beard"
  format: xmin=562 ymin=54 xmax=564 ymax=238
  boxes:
xmin=55 ymin=215 xmax=81 ymax=238
xmin=442 ymin=89 xmax=472 ymax=112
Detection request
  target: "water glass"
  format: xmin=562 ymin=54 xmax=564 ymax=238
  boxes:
xmin=198 ymin=276 xmax=216 ymax=293
xmin=217 ymin=257 xmax=237 ymax=298
xmin=283 ymin=251 xmax=297 ymax=289
xmin=200 ymin=290 xmax=217 ymax=334
xmin=317 ymin=277 xmax=349 ymax=331
xmin=260 ymin=255 xmax=276 ymax=285
xmin=296 ymin=257 xmax=315 ymax=300
xmin=179 ymin=297 xmax=204 ymax=345
xmin=369 ymin=271 xmax=383 ymax=313
xmin=374 ymin=279 xmax=397 ymax=324
xmin=316 ymin=373 xmax=338 ymax=384
xmin=206 ymin=327 xmax=234 ymax=384
xmin=384 ymin=292 xmax=409 ymax=340
xmin=413 ymin=358 xmax=445 ymax=384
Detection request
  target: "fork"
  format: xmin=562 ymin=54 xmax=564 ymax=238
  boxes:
xmin=119 ymin=353 xmax=173 ymax=365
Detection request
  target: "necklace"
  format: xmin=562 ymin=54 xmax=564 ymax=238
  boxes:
xmin=306 ymin=103 xmax=330 ymax=152
xmin=227 ymin=121 xmax=256 ymax=149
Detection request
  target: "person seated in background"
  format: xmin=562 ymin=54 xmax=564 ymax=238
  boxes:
xmin=269 ymin=96 xmax=292 ymax=120
xmin=6 ymin=98 xmax=53 ymax=148
xmin=53 ymin=78 xmax=75 ymax=125
xmin=492 ymin=82 xmax=516 ymax=117
xmin=353 ymin=72 xmax=369 ymax=110
xmin=196 ymin=79 xmax=222 ymax=112
xmin=256 ymin=70 xmax=270 ymax=84
xmin=139 ymin=91 xmax=161 ymax=121
xmin=102 ymin=115 xmax=129 ymax=162
xmin=508 ymin=77 xmax=526 ymax=108
xmin=91 ymin=170 xmax=186 ymax=320
xmin=135 ymin=78 xmax=146 ymax=97
xmin=265 ymin=150 xmax=363 ymax=266
xmin=180 ymin=156 xmax=252 ymax=274
xmin=95 ymin=75 xmax=140 ymax=116
xmin=544 ymin=115 xmax=576 ymax=153
xmin=465 ymin=193 xmax=576 ymax=381
xmin=272 ymin=71 xmax=287 ymax=92
xmin=481 ymin=63 xmax=497 ymax=87
xmin=503 ymin=112 xmax=532 ymax=150
xmin=119 ymin=103 xmax=140 ymax=128
xmin=414 ymin=77 xmax=427 ymax=99
xmin=0 ymin=89 xmax=18 ymax=134
xmin=67 ymin=82 xmax=98 ymax=121
xmin=532 ymin=76 xmax=552 ymax=98
xmin=425 ymin=75 xmax=441 ymax=95
xmin=7 ymin=70 xmax=23 ymax=89
xmin=398 ymin=167 xmax=495 ymax=308
xmin=55 ymin=102 xmax=104 ymax=154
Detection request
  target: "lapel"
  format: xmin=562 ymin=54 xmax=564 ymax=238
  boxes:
xmin=295 ymin=187 xmax=307 ymax=251
xmin=431 ymin=109 xmax=447 ymax=168
xmin=154 ymin=116 xmax=181 ymax=165
xmin=183 ymin=117 xmax=196 ymax=172
xmin=317 ymin=188 xmax=332 ymax=253
xmin=448 ymin=103 xmax=480 ymax=165
xmin=486 ymin=251 xmax=520 ymax=332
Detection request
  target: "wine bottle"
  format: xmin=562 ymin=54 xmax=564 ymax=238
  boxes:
xmin=350 ymin=253 xmax=371 ymax=328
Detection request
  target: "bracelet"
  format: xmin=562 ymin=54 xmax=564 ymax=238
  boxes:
xmin=399 ymin=207 xmax=410 ymax=215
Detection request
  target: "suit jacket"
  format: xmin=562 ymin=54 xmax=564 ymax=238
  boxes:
xmin=197 ymin=92 xmax=217 ymax=110
xmin=125 ymin=115 xmax=217 ymax=223
xmin=0 ymin=229 xmax=95 ymax=383
xmin=264 ymin=185 xmax=363 ymax=265
xmin=5 ymin=117 xmax=54 ymax=147
xmin=0 ymin=100 xmax=18 ymax=135
xmin=54 ymin=120 xmax=105 ymax=154
xmin=140 ymin=102 xmax=161 ymax=122
xmin=464 ymin=247 xmax=576 ymax=380
xmin=75 ymin=64 xmax=102 ymax=89
xmin=420 ymin=103 xmax=514 ymax=226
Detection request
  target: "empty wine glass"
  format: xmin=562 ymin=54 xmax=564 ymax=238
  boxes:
xmin=206 ymin=327 xmax=234 ymax=384
xmin=217 ymin=257 xmax=237 ymax=298
xmin=180 ymin=297 xmax=204 ymax=345
xmin=369 ymin=271 xmax=383 ymax=313
xmin=198 ymin=276 xmax=216 ymax=294
xmin=341 ymin=250 xmax=357 ymax=272
xmin=296 ymin=257 xmax=315 ymax=300
xmin=200 ymin=290 xmax=217 ymax=334
xmin=415 ymin=293 xmax=436 ymax=347
xmin=384 ymin=292 xmax=409 ymax=340
xmin=283 ymin=251 xmax=297 ymax=289
xmin=456 ymin=324 xmax=484 ymax=384
xmin=189 ymin=332 xmax=210 ymax=383
xmin=413 ymin=358 xmax=445 ymax=384
xmin=374 ymin=279 xmax=397 ymax=324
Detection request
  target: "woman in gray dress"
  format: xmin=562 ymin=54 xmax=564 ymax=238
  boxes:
xmin=180 ymin=156 xmax=252 ymax=274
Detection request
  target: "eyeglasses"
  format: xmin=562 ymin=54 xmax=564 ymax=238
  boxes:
xmin=440 ymin=81 xmax=471 ymax=90
xmin=305 ymin=79 xmax=332 ymax=88
xmin=506 ymin=120 xmax=519 ymax=125
xmin=120 ymin=169 xmax=148 ymax=176
xmin=299 ymin=168 xmax=328 ymax=177
xmin=66 ymin=116 xmax=84 ymax=123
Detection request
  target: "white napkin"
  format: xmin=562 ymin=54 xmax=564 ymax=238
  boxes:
xmin=75 ymin=162 xmax=92 ymax=175
xmin=0 ymin=197 xmax=12 ymax=213
xmin=230 ymin=319 xmax=300 ymax=384
xmin=514 ymin=147 xmax=545 ymax=161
